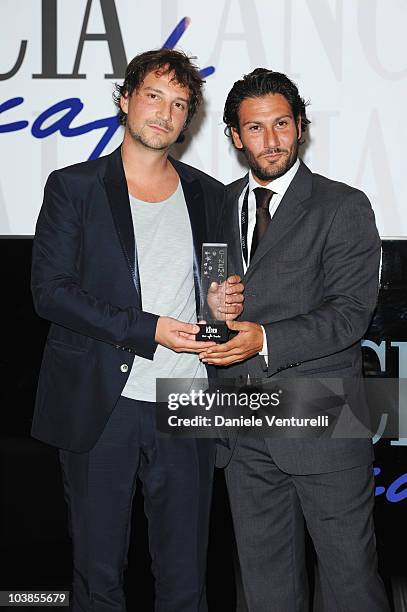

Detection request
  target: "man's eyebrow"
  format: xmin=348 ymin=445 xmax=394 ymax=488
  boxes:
xmin=144 ymin=87 xmax=164 ymax=94
xmin=241 ymin=119 xmax=261 ymax=127
xmin=242 ymin=114 xmax=293 ymax=127
xmin=274 ymin=114 xmax=293 ymax=122
xmin=143 ymin=86 xmax=189 ymax=104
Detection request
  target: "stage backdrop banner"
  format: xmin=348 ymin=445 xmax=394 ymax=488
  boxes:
xmin=1 ymin=0 xmax=406 ymax=236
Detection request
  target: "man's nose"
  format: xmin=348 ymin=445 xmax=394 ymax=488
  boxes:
xmin=157 ymin=100 xmax=171 ymax=122
xmin=264 ymin=126 xmax=279 ymax=148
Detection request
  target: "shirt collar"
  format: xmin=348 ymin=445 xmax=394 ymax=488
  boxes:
xmin=248 ymin=158 xmax=300 ymax=196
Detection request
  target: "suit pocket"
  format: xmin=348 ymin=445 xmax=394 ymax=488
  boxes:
xmin=46 ymin=338 xmax=88 ymax=353
xmin=298 ymin=361 xmax=353 ymax=375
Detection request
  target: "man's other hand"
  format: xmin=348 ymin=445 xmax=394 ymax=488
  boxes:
xmin=155 ymin=317 xmax=216 ymax=353
xmin=199 ymin=320 xmax=263 ymax=365
xmin=207 ymin=275 xmax=244 ymax=321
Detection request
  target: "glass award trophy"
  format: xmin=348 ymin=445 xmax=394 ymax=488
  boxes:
xmin=196 ymin=243 xmax=229 ymax=342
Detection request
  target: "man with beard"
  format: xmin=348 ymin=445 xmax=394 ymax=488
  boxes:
xmin=31 ymin=49 xmax=243 ymax=612
xmin=199 ymin=69 xmax=389 ymax=611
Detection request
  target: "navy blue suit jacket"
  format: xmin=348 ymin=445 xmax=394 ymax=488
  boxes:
xmin=31 ymin=146 xmax=225 ymax=452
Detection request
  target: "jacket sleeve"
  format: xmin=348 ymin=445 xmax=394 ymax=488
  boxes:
xmin=263 ymin=190 xmax=381 ymax=375
xmin=31 ymin=170 xmax=159 ymax=360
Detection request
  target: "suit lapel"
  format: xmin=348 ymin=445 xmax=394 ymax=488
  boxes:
xmin=225 ymin=177 xmax=247 ymax=280
xmin=244 ymin=161 xmax=313 ymax=283
xmin=102 ymin=149 xmax=208 ymax=315
xmin=103 ymin=146 xmax=142 ymax=304
xmin=169 ymin=156 xmax=207 ymax=314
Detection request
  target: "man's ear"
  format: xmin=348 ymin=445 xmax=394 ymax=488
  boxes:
xmin=296 ymin=115 xmax=302 ymax=141
xmin=120 ymin=93 xmax=129 ymax=116
xmin=231 ymin=126 xmax=243 ymax=150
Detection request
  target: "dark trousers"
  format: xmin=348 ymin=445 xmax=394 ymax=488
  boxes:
xmin=225 ymin=435 xmax=389 ymax=612
xmin=59 ymin=396 xmax=215 ymax=612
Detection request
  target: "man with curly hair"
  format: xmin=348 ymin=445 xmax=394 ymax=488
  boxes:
xmin=31 ymin=49 xmax=243 ymax=612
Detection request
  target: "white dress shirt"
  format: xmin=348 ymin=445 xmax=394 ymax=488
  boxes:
xmin=237 ymin=159 xmax=301 ymax=359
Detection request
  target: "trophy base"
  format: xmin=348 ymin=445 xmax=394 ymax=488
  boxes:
xmin=196 ymin=322 xmax=229 ymax=343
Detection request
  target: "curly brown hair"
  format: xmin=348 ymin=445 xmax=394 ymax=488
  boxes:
xmin=113 ymin=48 xmax=204 ymax=130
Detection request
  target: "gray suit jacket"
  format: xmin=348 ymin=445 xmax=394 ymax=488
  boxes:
xmin=216 ymin=160 xmax=381 ymax=473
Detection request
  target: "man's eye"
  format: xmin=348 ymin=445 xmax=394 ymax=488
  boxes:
xmin=148 ymin=93 xmax=158 ymax=99
xmin=277 ymin=121 xmax=288 ymax=127
xmin=175 ymin=102 xmax=186 ymax=110
xmin=249 ymin=125 xmax=260 ymax=131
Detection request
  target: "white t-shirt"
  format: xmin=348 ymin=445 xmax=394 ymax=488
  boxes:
xmin=121 ymin=182 xmax=207 ymax=402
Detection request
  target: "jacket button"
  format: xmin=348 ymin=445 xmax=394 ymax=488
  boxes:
xmin=120 ymin=364 xmax=129 ymax=373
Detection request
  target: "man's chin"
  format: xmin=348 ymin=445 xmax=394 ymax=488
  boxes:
xmin=146 ymin=141 xmax=171 ymax=151
xmin=254 ymin=156 xmax=297 ymax=181
xmin=138 ymin=136 xmax=172 ymax=151
xmin=129 ymin=129 xmax=176 ymax=151
xmin=254 ymin=164 xmax=287 ymax=181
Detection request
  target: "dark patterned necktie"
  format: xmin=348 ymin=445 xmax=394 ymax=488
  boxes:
xmin=250 ymin=187 xmax=275 ymax=260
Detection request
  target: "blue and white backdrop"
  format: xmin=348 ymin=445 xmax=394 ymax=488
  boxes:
xmin=1 ymin=0 xmax=406 ymax=237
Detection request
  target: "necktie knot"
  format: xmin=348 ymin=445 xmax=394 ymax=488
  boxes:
xmin=253 ymin=187 xmax=275 ymax=210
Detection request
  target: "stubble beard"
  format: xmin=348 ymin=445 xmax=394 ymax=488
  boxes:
xmin=244 ymin=140 xmax=299 ymax=182
xmin=127 ymin=121 xmax=175 ymax=151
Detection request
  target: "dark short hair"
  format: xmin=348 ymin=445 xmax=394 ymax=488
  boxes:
xmin=223 ymin=68 xmax=310 ymax=142
xmin=113 ymin=48 xmax=204 ymax=129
